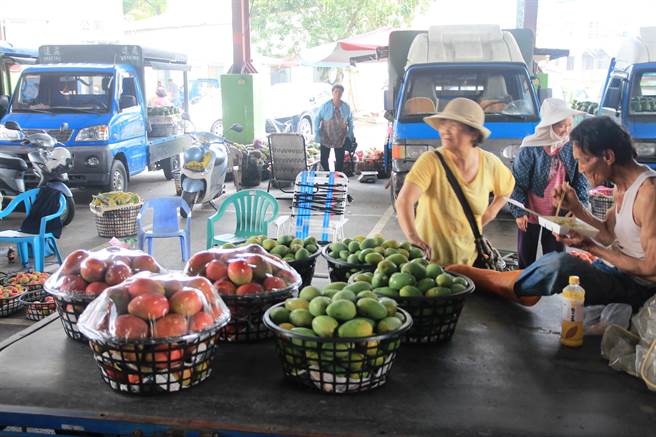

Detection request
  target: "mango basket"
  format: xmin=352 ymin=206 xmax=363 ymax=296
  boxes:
xmin=264 ymin=304 xmax=412 ymax=394
xmin=320 ymin=245 xmax=376 ymax=283
xmin=19 ymin=290 xmax=56 ymax=321
xmin=90 ymin=193 xmax=143 ymax=238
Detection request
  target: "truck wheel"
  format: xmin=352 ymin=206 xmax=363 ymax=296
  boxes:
xmin=162 ymin=154 xmax=180 ymax=180
xmin=107 ymin=160 xmax=128 ymax=192
xmin=61 ymin=196 xmax=75 ymax=226
xmin=181 ymin=191 xmax=197 ymax=218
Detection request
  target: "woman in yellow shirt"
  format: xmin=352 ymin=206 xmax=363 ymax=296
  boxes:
xmin=395 ymin=98 xmax=515 ymax=265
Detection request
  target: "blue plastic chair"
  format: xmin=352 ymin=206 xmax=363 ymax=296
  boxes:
xmin=0 ymin=188 xmax=65 ymax=272
xmin=137 ymin=197 xmax=191 ymax=262
xmin=206 ymin=190 xmax=279 ymax=248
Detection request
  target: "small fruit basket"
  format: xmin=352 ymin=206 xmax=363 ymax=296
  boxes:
xmin=45 ymin=247 xmax=165 ymax=341
xmin=366 ymin=259 xmax=474 ymax=343
xmin=263 ymin=283 xmax=412 ymax=394
xmin=224 ymin=234 xmax=321 ymax=288
xmin=3 ymin=271 xmax=50 ymax=292
xmin=90 ymin=192 xmax=143 ymax=238
xmin=0 ymin=283 xmax=27 ymax=317
xmin=19 ymin=291 xmax=56 ymax=321
xmin=184 ymin=245 xmax=302 ymax=342
xmin=78 ymin=272 xmax=230 ymax=394
xmin=321 ymin=236 xmax=425 ymax=282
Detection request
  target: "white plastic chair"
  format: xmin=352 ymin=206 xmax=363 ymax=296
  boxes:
xmin=274 ymin=171 xmax=349 ymax=243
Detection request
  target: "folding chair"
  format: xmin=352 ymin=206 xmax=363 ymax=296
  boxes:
xmin=274 ymin=171 xmax=350 ymax=243
xmin=267 ymin=133 xmax=318 ymax=195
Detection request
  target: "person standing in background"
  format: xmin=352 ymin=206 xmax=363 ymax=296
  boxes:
xmin=313 ymin=84 xmax=354 ymax=173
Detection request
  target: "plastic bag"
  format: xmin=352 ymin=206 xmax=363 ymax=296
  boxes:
xmin=585 ymin=303 xmax=632 ymax=335
xmin=601 ymin=325 xmax=640 ymax=376
xmin=44 ymin=247 xmax=165 ymax=301
xmin=184 ymin=244 xmax=302 ymax=296
xmin=78 ymin=272 xmax=230 ymax=342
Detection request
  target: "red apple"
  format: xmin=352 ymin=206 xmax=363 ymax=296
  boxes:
xmin=170 ymin=288 xmax=204 ymax=317
xmin=214 ymin=278 xmax=236 ymax=295
xmin=144 ymin=345 xmax=184 ymax=369
xmin=152 ymin=313 xmax=189 ymax=337
xmin=189 ymin=311 xmax=215 ymax=332
xmin=80 ymin=257 xmax=108 ymax=283
xmin=228 ymin=260 xmax=253 ymax=285
xmin=60 ymin=249 xmax=89 ymax=275
xmin=205 ymin=260 xmax=228 ymax=282
xmin=85 ymin=281 xmax=109 ymax=296
xmin=236 ymin=282 xmax=264 ymax=295
xmin=112 ymin=314 xmax=149 ymax=339
xmin=187 ymin=251 xmax=216 ymax=275
xmin=276 ymin=269 xmax=297 ymax=286
xmin=127 ymin=293 xmax=169 ymax=320
xmin=105 ymin=262 xmax=132 ymax=286
xmin=128 ymin=277 xmax=165 ymax=297
xmin=263 ymin=276 xmax=287 ymax=291
xmin=246 ymin=255 xmax=272 ymax=280
xmin=210 ymin=304 xmax=225 ymax=319
xmin=57 ymin=274 xmax=88 ymax=294
xmin=187 ymin=277 xmax=216 ymax=303
xmin=110 ymin=255 xmax=133 ymax=268
xmin=131 ymin=255 xmax=160 ymax=273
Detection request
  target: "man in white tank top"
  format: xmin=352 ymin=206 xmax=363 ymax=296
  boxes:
xmin=450 ymin=117 xmax=656 ymax=310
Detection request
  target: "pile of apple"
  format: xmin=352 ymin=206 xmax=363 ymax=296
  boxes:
xmin=0 ymin=284 xmax=25 ymax=300
xmin=45 ymin=247 xmax=164 ymax=299
xmin=6 ymin=271 xmax=50 ymax=288
xmin=184 ymin=244 xmax=301 ymax=297
xmin=79 ymin=273 xmax=230 ymax=342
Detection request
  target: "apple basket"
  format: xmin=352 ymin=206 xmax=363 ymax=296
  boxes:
xmin=19 ymin=290 xmax=57 ymax=321
xmin=78 ymin=272 xmax=230 ymax=395
xmin=44 ymin=247 xmax=165 ymax=341
xmin=184 ymin=245 xmax=302 ymax=342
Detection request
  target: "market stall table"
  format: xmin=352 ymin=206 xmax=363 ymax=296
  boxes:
xmin=0 ymin=293 xmax=654 ymax=436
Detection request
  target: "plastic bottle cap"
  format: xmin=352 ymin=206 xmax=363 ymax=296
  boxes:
xmin=568 ymin=275 xmax=580 ymax=285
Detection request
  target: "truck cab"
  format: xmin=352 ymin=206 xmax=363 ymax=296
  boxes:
xmin=0 ymin=41 xmax=37 ymax=119
xmin=386 ymin=26 xmax=540 ymax=203
xmin=597 ymin=27 xmax=656 ymax=169
xmin=0 ymin=44 xmax=192 ymax=191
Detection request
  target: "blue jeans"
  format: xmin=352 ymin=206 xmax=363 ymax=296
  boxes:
xmin=515 ymin=252 xmax=656 ymax=311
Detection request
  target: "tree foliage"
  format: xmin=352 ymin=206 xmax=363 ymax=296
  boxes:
xmin=250 ymin=0 xmax=430 ymax=57
xmin=123 ymin=0 xmax=167 ymax=21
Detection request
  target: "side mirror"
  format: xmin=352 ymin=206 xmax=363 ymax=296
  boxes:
xmin=5 ymin=121 xmax=21 ymax=131
xmin=181 ymin=112 xmax=191 ymax=121
xmin=384 ymin=110 xmax=394 ymax=122
xmin=604 ymin=87 xmax=621 ymax=110
xmin=0 ymin=95 xmax=8 ymax=111
xmin=384 ymin=89 xmax=393 ymax=111
xmin=230 ymin=123 xmax=243 ymax=133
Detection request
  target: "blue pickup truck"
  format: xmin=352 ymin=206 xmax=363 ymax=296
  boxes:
xmin=0 ymin=41 xmax=37 ymax=119
xmin=385 ymin=26 xmax=540 ymax=204
xmin=597 ymin=28 xmax=656 ymax=169
xmin=0 ymin=44 xmax=192 ymax=192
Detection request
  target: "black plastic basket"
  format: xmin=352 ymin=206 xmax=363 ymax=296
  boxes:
xmin=52 ymin=295 xmax=93 ymax=342
xmin=88 ymin=325 xmax=223 ymax=395
xmin=219 ymin=289 xmax=294 ymax=342
xmin=19 ymin=290 xmax=56 ymax=321
xmin=2 ymin=272 xmax=49 ymax=293
xmin=263 ymin=304 xmax=412 ymax=394
xmin=383 ymin=272 xmax=474 ymax=344
xmin=0 ymin=293 xmax=24 ymax=317
xmin=321 ymin=246 xmax=377 ymax=283
xmin=287 ymin=249 xmax=322 ymax=289
xmin=590 ymin=194 xmax=614 ymax=221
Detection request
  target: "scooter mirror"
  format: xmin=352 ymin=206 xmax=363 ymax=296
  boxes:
xmin=230 ymin=123 xmax=243 ymax=133
xmin=181 ymin=112 xmax=191 ymax=122
xmin=4 ymin=121 xmax=21 ymax=131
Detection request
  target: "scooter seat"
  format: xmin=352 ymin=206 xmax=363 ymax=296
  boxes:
xmin=0 ymin=153 xmax=28 ymax=171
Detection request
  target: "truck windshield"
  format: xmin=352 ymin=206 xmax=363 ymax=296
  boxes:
xmin=629 ymin=71 xmax=656 ymax=118
xmin=400 ymin=67 xmax=537 ymax=122
xmin=12 ymin=72 xmax=113 ymax=113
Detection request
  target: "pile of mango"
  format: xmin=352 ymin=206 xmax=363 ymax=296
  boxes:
xmin=224 ymin=235 xmax=319 ymax=263
xmin=326 ymin=236 xmax=424 ymax=267
xmin=91 ymin=192 xmax=141 ymax=208
xmin=184 ymin=152 xmax=212 ymax=172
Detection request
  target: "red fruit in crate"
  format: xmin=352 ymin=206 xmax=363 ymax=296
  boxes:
xmin=85 ymin=281 xmax=109 ymax=296
xmin=128 ymin=277 xmax=165 ymax=297
xmin=127 ymin=374 xmax=141 ymax=384
xmin=236 ymin=282 xmax=264 ymax=295
xmin=107 ymin=287 xmax=130 ymax=314
xmin=163 ymin=279 xmax=183 ymax=297
xmin=80 ymin=257 xmax=108 ymax=283
xmin=276 ymin=269 xmax=297 ymax=286
xmin=113 ymin=314 xmax=149 ymax=340
xmin=105 ymin=262 xmax=132 ymax=286
xmin=228 ymin=260 xmax=253 ymax=285
xmin=187 ymin=277 xmax=215 ymax=304
xmin=152 ymin=313 xmax=189 ymax=337
xmin=263 ymin=276 xmax=287 ymax=291
xmin=145 ymin=345 xmax=184 ymax=369
xmin=170 ymin=288 xmax=203 ymax=317
xmin=60 ymin=249 xmax=89 ymax=275
xmin=45 ymin=296 xmax=54 ymax=303
xmin=110 ymin=255 xmax=133 ymax=268
xmin=131 ymin=254 xmax=160 ymax=273
xmin=187 ymin=251 xmax=216 ymax=275
xmin=246 ymin=255 xmax=272 ymax=280
xmin=205 ymin=260 xmax=228 ymax=282
xmin=189 ymin=311 xmax=215 ymax=332
xmin=128 ymin=293 xmax=169 ymax=320
xmin=210 ymin=303 xmax=225 ymax=319
xmin=57 ymin=274 xmax=88 ymax=293
xmin=214 ymin=278 xmax=236 ymax=296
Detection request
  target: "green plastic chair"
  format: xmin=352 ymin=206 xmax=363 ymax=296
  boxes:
xmin=207 ymin=189 xmax=280 ymax=248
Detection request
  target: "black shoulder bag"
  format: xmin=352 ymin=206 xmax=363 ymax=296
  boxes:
xmin=434 ymin=151 xmax=508 ymax=271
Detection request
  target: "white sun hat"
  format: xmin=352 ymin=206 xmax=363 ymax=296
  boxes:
xmin=521 ymin=98 xmax=584 ymax=148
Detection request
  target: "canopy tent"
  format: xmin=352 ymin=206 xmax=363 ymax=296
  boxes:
xmin=300 ymin=27 xmax=394 ymax=67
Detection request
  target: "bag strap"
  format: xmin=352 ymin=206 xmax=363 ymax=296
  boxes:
xmin=434 ymin=150 xmax=482 ymax=242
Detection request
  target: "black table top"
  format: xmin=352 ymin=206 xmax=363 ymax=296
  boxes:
xmin=0 ymin=294 xmax=654 ymax=436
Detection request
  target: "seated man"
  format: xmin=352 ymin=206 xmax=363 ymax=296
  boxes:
xmin=450 ymin=116 xmax=656 ymax=310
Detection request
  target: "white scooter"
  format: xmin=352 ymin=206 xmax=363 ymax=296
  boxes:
xmin=180 ymin=123 xmax=242 ymax=215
